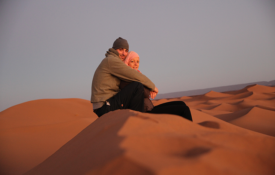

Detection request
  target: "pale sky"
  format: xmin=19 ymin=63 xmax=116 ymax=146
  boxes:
xmin=1 ymin=0 xmax=275 ymax=111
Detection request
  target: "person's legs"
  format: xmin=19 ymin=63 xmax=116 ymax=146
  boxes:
xmin=94 ymin=82 xmax=144 ymax=117
xmin=149 ymin=101 xmax=193 ymax=121
xmin=93 ymin=103 xmax=110 ymax=117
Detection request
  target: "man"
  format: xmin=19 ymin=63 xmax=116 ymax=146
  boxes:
xmin=91 ymin=37 xmax=158 ymax=117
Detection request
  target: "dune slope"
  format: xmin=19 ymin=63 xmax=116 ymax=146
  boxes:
xmin=0 ymin=98 xmax=97 ymax=175
xmin=24 ymin=110 xmax=275 ymax=175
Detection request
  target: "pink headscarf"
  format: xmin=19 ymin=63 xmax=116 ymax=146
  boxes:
xmin=124 ymin=51 xmax=140 ymax=72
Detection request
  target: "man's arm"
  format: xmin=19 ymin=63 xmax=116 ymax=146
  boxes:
xmin=108 ymin=56 xmax=155 ymax=91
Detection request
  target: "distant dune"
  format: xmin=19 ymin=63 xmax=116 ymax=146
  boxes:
xmin=156 ymin=80 xmax=275 ymax=99
xmin=0 ymin=84 xmax=275 ymax=175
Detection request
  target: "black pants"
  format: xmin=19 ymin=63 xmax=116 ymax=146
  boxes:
xmin=94 ymin=82 xmax=144 ymax=117
xmin=148 ymin=101 xmax=193 ymax=121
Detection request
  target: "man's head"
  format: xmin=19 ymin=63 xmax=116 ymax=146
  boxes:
xmin=112 ymin=37 xmax=129 ymax=61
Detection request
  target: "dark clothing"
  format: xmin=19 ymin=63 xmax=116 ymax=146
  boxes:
xmin=91 ymin=48 xmax=155 ymax=109
xmin=119 ymin=81 xmax=193 ymax=121
xmin=120 ymin=80 xmax=154 ymax=112
xmin=144 ymin=98 xmax=154 ymax=112
xmin=148 ymin=101 xmax=193 ymax=121
xmin=94 ymin=82 xmax=144 ymax=117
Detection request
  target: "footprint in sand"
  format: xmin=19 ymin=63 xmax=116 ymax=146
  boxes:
xmin=183 ymin=147 xmax=212 ymax=158
xmin=198 ymin=121 xmax=220 ymax=129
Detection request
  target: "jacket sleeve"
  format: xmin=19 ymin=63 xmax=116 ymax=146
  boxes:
xmin=108 ymin=57 xmax=155 ymax=91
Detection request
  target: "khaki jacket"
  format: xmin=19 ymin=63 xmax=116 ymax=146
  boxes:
xmin=91 ymin=48 xmax=155 ymax=108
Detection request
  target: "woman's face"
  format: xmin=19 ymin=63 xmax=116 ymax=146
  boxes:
xmin=128 ymin=57 xmax=139 ymax=70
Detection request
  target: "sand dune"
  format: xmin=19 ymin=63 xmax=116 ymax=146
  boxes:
xmin=0 ymin=99 xmax=97 ymax=175
xmin=23 ymin=110 xmax=275 ymax=175
xmin=204 ymin=91 xmax=232 ymax=98
xmin=230 ymin=107 xmax=275 ymax=136
xmin=179 ymin=96 xmax=192 ymax=100
xmin=211 ymin=103 xmax=242 ymax=112
xmin=24 ymin=110 xmax=275 ymax=175
xmin=246 ymin=84 xmax=275 ymax=93
xmin=199 ymin=109 xmax=232 ymax=116
xmin=0 ymin=84 xmax=275 ymax=175
xmin=223 ymin=91 xmax=253 ymax=100
xmin=189 ymin=102 xmax=219 ymax=110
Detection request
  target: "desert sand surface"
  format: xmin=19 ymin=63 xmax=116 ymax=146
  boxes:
xmin=0 ymin=99 xmax=97 ymax=175
xmin=0 ymin=84 xmax=275 ymax=175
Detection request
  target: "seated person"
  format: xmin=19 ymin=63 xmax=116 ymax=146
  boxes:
xmin=120 ymin=51 xmax=154 ymax=112
xmin=91 ymin=37 xmax=158 ymax=117
xmin=122 ymin=51 xmax=193 ymax=121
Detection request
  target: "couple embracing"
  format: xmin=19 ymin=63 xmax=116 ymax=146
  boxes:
xmin=91 ymin=37 xmax=192 ymax=121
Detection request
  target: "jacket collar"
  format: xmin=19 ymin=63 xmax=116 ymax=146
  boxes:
xmin=105 ymin=48 xmax=119 ymax=57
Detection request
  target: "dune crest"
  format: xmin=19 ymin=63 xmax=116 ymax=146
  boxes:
xmin=204 ymin=91 xmax=232 ymax=98
xmin=246 ymin=84 xmax=275 ymax=93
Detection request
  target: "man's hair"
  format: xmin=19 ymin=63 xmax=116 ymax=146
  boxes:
xmin=112 ymin=37 xmax=129 ymax=50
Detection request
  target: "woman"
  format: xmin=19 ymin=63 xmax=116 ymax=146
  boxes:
xmin=120 ymin=51 xmax=154 ymax=111
xmin=121 ymin=51 xmax=192 ymax=121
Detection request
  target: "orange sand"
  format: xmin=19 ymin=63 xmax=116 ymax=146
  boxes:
xmin=0 ymin=99 xmax=97 ymax=175
xmin=0 ymin=84 xmax=274 ymax=175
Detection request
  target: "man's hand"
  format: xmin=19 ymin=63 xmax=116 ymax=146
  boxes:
xmin=150 ymin=87 xmax=158 ymax=99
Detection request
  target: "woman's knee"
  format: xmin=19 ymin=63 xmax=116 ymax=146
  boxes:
xmin=129 ymin=82 xmax=144 ymax=92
